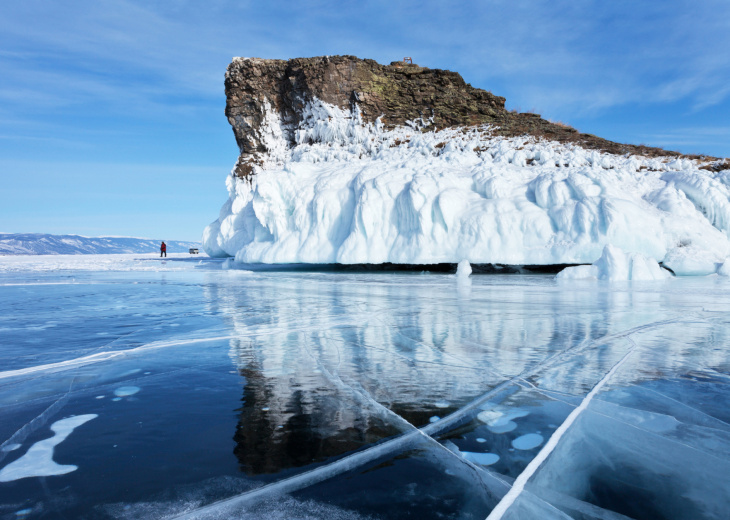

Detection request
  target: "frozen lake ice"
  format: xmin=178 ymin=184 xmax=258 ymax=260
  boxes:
xmin=0 ymin=254 xmax=729 ymax=519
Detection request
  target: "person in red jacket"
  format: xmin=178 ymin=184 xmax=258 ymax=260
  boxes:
xmin=160 ymin=241 xmax=167 ymax=257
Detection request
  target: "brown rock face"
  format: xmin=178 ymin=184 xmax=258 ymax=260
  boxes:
xmin=224 ymin=55 xmax=685 ymax=180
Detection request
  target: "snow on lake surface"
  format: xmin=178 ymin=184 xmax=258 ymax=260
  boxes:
xmin=1 ymin=255 xmax=729 ymax=519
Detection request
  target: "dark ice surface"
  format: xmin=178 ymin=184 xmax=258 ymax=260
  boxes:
xmin=0 ymin=257 xmax=729 ymax=519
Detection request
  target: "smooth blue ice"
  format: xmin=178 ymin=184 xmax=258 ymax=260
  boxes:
xmin=1 ymin=256 xmax=729 ymax=519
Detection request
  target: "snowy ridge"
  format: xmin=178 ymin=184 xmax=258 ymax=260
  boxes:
xmin=0 ymin=234 xmax=200 ymax=256
xmin=204 ymin=98 xmax=730 ymax=275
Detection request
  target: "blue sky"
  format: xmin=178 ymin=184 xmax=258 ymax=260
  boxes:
xmin=2 ymin=0 xmax=729 ymax=241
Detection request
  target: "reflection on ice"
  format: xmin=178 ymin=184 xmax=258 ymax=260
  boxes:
xmin=194 ymin=272 xmax=730 ymax=519
xmin=1 ymin=265 xmax=729 ymax=518
xmin=232 ymin=361 xmax=404 ymax=475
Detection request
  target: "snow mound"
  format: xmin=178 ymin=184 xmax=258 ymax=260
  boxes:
xmin=662 ymin=245 xmax=722 ymax=276
xmin=456 ymin=260 xmax=472 ymax=279
xmin=557 ymin=245 xmax=671 ymax=281
xmin=204 ymin=97 xmax=730 ymax=273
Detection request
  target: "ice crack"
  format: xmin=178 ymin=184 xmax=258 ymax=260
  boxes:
xmin=485 ymin=337 xmax=640 ymax=520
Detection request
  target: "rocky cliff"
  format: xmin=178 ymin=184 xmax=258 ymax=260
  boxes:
xmin=224 ymin=55 xmax=703 ymax=180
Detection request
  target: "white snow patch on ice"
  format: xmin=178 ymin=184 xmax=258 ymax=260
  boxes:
xmin=0 ymin=414 xmax=97 ymax=482
xmin=204 ymin=98 xmax=730 ymax=271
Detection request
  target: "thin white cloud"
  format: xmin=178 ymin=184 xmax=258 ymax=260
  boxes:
xmin=1 ymin=0 xmax=729 ymax=146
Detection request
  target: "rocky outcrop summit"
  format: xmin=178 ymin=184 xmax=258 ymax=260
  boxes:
xmin=224 ymin=55 xmax=704 ymax=180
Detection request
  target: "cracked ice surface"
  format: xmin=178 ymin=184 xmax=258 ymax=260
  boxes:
xmin=0 ymin=255 xmax=729 ymax=518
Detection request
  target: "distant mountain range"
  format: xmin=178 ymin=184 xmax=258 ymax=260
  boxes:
xmin=0 ymin=233 xmax=201 ymax=255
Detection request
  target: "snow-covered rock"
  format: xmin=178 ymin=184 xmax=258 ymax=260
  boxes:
xmin=203 ymin=98 xmax=730 ymax=272
xmin=203 ymin=57 xmax=730 ymax=275
xmin=557 ymin=245 xmax=671 ymax=281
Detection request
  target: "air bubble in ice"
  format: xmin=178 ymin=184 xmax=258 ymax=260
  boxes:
xmin=261 ymin=407 xmax=270 ymax=411
xmin=476 ymin=438 xmax=486 ymax=443
xmin=512 ymin=433 xmax=544 ymax=450
xmin=477 ymin=410 xmax=502 ymax=424
xmin=487 ymin=420 xmax=517 ymax=434
xmin=429 ymin=416 xmax=441 ymax=423
xmin=462 ymin=451 xmax=500 ymax=466
xmin=1 ymin=443 xmax=21 ymax=452
xmin=114 ymin=386 xmax=140 ymax=397
xmin=477 ymin=408 xmax=529 ymax=432
xmin=434 ymin=400 xmax=451 ymax=408
xmin=95 ymin=395 xmax=105 ymax=399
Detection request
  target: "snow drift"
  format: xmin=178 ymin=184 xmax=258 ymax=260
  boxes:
xmin=204 ymin=75 xmax=730 ymax=276
xmin=556 ymin=245 xmax=671 ymax=281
